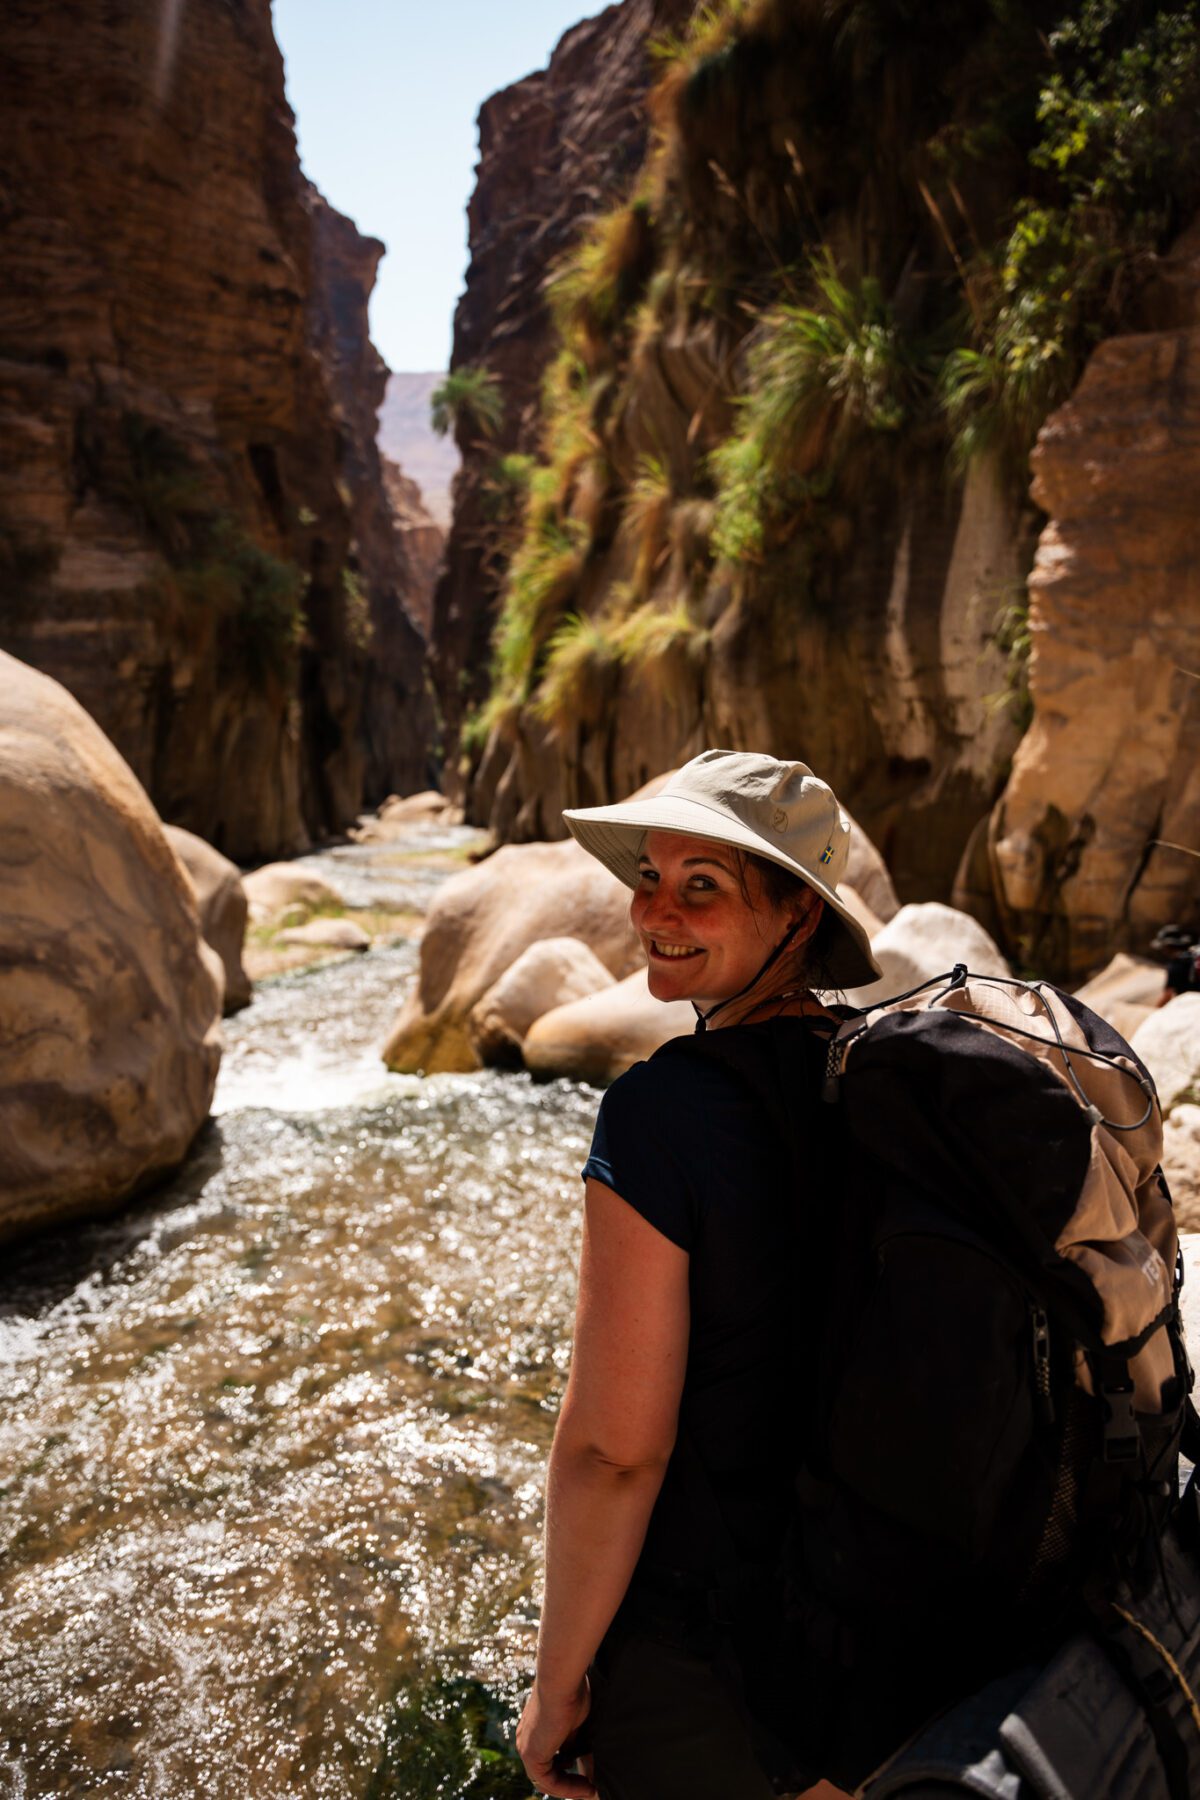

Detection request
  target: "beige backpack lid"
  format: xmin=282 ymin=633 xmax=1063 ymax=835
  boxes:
xmin=563 ymin=749 xmax=883 ymax=991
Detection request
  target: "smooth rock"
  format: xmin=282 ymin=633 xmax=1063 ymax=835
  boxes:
xmin=1073 ymin=953 xmax=1162 ymax=1044
xmin=278 ymin=918 xmax=370 ymax=952
xmin=1130 ymin=995 xmax=1200 ymax=1116
xmin=1165 ymin=1111 xmax=1200 ymax=1235
xmin=522 ymin=968 xmax=694 ymax=1086
xmin=164 ymin=825 xmax=251 ymax=1014
xmin=243 ymin=862 xmax=344 ymax=921
xmin=0 ymin=651 xmax=222 ymax=1242
xmin=469 ymin=937 xmax=616 ymax=1067
xmin=383 ymin=839 xmax=642 ymax=1074
xmin=379 ymin=790 xmax=454 ymax=823
xmin=843 ymin=901 xmax=1010 ymax=1007
xmin=844 ymin=815 xmax=900 ymax=923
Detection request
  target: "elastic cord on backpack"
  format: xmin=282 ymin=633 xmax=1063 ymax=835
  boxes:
xmin=844 ymin=965 xmax=1156 ymax=1134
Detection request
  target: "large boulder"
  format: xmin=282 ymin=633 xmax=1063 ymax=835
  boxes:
xmin=1165 ymin=1110 xmax=1200 ymax=1235
xmin=1130 ymin=995 xmax=1200 ymax=1116
xmin=1072 ymin=953 xmax=1163 ymax=1044
xmin=0 ymin=651 xmax=222 ymax=1242
xmin=522 ymin=968 xmax=694 ymax=1086
xmin=242 ymin=861 xmax=343 ymax=921
xmin=383 ymin=839 xmax=643 ymax=1073
xmin=468 ymin=937 xmax=616 ymax=1068
xmin=164 ymin=824 xmax=251 ymax=1014
xmin=278 ymin=918 xmax=370 ymax=952
xmin=843 ymin=901 xmax=1010 ymax=1007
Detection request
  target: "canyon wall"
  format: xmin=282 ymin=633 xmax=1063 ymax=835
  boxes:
xmin=989 ymin=222 xmax=1200 ymax=978
xmin=430 ymin=0 xmax=694 ymax=794
xmin=0 ymin=0 xmax=429 ymax=860
xmin=434 ymin=0 xmax=1200 ymax=965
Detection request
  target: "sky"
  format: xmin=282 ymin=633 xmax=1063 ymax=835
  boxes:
xmin=273 ymin=0 xmax=603 ymax=375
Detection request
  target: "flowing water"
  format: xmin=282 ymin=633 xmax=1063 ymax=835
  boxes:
xmin=0 ymin=830 xmax=598 ymax=1798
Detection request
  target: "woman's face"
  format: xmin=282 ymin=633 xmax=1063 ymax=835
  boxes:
xmin=630 ymin=829 xmax=809 ymax=1008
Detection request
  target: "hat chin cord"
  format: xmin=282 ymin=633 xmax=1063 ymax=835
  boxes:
xmin=692 ymin=919 xmax=803 ymax=1034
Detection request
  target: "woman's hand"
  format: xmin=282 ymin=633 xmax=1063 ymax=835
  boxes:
xmin=517 ymin=1674 xmax=595 ymax=1799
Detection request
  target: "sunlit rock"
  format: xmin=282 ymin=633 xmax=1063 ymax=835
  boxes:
xmin=469 ymin=936 xmax=616 ymax=1068
xmin=278 ymin=918 xmax=370 ymax=952
xmin=1072 ymin=952 xmax=1162 ymax=1043
xmin=843 ymin=901 xmax=1010 ymax=1007
xmin=383 ymin=839 xmax=641 ymax=1074
xmin=0 ymin=651 xmax=222 ymax=1242
xmin=522 ymin=968 xmax=694 ymax=1087
xmin=243 ymin=862 xmax=344 ymax=921
xmin=1165 ymin=1110 xmax=1200 ymax=1235
xmin=1131 ymin=995 xmax=1200 ymax=1116
xmin=164 ymin=825 xmax=251 ymax=1015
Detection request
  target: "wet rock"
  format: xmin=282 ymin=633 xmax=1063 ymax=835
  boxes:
xmin=469 ymin=937 xmax=616 ymax=1067
xmin=1130 ymin=995 xmax=1200 ymax=1115
xmin=164 ymin=825 xmax=251 ymax=1015
xmin=382 ymin=838 xmax=642 ymax=1074
xmin=844 ymin=901 xmax=1010 ymax=1006
xmin=1165 ymin=1109 xmax=1200 ymax=1234
xmin=522 ymin=968 xmax=694 ymax=1086
xmin=243 ymin=863 xmax=344 ymax=921
xmin=1073 ymin=953 xmax=1163 ymax=1044
xmin=0 ymin=651 xmax=222 ymax=1242
xmin=278 ymin=918 xmax=370 ymax=952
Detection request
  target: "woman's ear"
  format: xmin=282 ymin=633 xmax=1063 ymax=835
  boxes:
xmin=791 ymin=889 xmax=824 ymax=944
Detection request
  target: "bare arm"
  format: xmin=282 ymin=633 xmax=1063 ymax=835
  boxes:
xmin=516 ymin=1176 xmax=690 ymax=1797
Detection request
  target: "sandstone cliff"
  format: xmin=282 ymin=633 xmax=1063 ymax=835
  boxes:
xmin=383 ymin=457 xmax=444 ymax=642
xmin=305 ymin=186 xmax=436 ymax=806
xmin=378 ymin=373 xmax=460 ymax=530
xmin=990 ymin=221 xmax=1200 ymax=978
xmin=430 ymin=0 xmax=694 ymax=794
xmin=0 ymin=0 xmax=429 ymax=860
xmin=435 ymin=0 xmax=1200 ymax=954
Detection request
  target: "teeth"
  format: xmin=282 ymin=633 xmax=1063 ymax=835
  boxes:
xmin=653 ymin=942 xmax=701 ymax=959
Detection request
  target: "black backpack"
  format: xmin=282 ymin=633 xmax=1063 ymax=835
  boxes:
xmin=660 ymin=967 xmax=1200 ymax=1794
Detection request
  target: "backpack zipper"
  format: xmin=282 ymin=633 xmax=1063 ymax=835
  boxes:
xmin=1032 ymin=1305 xmax=1056 ymax=1425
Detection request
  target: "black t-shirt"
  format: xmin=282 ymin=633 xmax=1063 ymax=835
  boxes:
xmin=582 ymin=1018 xmax=822 ymax=1579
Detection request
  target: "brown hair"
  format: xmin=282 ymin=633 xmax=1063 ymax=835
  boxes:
xmin=738 ymin=849 xmax=840 ymax=990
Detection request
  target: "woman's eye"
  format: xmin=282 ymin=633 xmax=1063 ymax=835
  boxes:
xmin=688 ymin=876 xmax=717 ymax=892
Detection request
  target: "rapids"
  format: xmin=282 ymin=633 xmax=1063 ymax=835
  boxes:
xmin=0 ymin=830 xmax=596 ymax=1797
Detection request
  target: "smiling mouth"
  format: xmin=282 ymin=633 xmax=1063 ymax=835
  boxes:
xmin=650 ymin=940 xmax=704 ymax=960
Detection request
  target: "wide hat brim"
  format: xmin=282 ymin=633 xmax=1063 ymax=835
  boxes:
xmin=563 ymin=791 xmax=883 ymax=990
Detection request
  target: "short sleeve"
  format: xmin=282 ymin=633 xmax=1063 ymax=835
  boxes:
xmin=582 ymin=1057 xmax=700 ymax=1252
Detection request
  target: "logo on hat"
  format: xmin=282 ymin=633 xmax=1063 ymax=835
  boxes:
xmin=772 ymin=808 xmax=788 ymax=831
xmin=819 ymin=843 xmax=834 ymax=865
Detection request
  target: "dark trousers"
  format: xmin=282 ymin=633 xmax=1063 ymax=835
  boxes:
xmin=589 ymin=1627 xmax=778 ymax=1800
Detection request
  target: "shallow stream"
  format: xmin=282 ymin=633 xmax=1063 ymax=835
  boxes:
xmin=0 ymin=830 xmax=595 ymax=1798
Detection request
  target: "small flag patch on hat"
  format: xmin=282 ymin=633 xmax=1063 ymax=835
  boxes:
xmin=819 ymin=843 xmax=834 ymax=865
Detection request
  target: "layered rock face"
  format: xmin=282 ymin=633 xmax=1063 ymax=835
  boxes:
xmin=383 ymin=458 xmax=444 ymax=642
xmin=0 ymin=0 xmax=428 ymax=860
xmin=430 ymin=0 xmax=694 ymax=790
xmin=434 ymin=0 xmax=1037 ymax=896
xmin=990 ymin=226 xmax=1200 ymax=977
xmin=0 ymin=653 xmax=222 ymax=1242
xmin=306 ymin=187 xmax=435 ymax=805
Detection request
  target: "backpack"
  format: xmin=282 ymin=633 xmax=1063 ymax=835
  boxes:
xmin=661 ymin=966 xmax=1200 ymax=1794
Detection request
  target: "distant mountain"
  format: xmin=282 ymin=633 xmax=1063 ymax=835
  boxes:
xmin=377 ymin=372 xmax=459 ymax=529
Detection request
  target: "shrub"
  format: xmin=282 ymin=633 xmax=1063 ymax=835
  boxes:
xmin=492 ymin=516 xmax=590 ymax=699
xmin=430 ymin=366 xmax=504 ymax=442
xmin=532 ymin=611 xmax=621 ymax=727
xmin=625 ymin=455 xmax=673 ymax=595
xmin=548 ymin=198 xmax=657 ymax=374
xmin=709 ymin=251 xmax=926 ymax=563
xmin=116 ymin=413 xmax=213 ymax=558
xmin=341 ymin=566 xmax=373 ymax=650
xmin=181 ymin=518 xmax=307 ymax=690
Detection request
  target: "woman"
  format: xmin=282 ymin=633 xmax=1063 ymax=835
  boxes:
xmin=516 ymin=750 xmax=883 ymax=1800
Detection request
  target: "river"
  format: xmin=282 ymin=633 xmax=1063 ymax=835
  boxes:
xmin=0 ymin=828 xmax=598 ymax=1798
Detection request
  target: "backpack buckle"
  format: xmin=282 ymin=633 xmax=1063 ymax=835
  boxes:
xmin=1101 ymin=1383 xmax=1140 ymax=1463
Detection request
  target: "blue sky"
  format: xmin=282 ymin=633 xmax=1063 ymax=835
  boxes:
xmin=273 ymin=0 xmax=603 ymax=374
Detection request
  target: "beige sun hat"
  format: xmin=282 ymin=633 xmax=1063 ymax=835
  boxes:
xmin=562 ymin=748 xmax=883 ymax=990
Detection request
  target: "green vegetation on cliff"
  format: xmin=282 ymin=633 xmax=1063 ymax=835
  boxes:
xmin=463 ymin=0 xmax=1200 ymax=766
